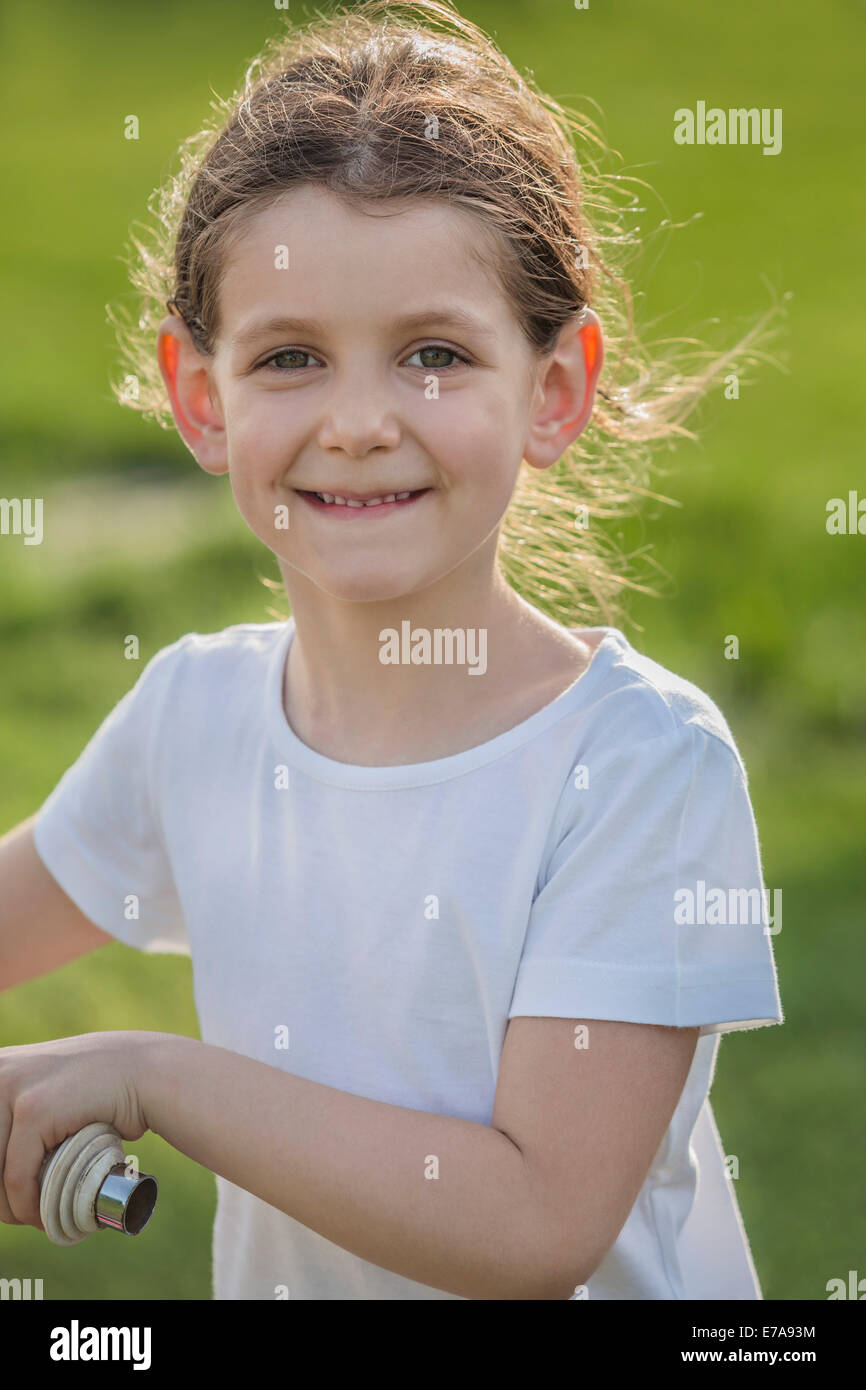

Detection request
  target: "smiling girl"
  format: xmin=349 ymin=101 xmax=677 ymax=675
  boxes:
xmin=0 ymin=0 xmax=782 ymax=1299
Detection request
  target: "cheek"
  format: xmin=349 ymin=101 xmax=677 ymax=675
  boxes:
xmin=442 ymin=412 xmax=521 ymax=499
xmin=422 ymin=393 xmax=513 ymax=469
xmin=224 ymin=383 xmax=519 ymax=499
xmin=225 ymin=402 xmax=294 ymax=479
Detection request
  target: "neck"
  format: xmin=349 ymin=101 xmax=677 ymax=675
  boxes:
xmin=276 ymin=557 xmax=567 ymax=760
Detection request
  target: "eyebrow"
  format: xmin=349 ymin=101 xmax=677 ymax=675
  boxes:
xmin=230 ymin=306 xmax=498 ymax=350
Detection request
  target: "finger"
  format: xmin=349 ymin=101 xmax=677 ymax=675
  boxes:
xmin=0 ymin=1103 xmax=23 ymax=1225
xmin=5 ymin=1100 xmax=45 ymax=1228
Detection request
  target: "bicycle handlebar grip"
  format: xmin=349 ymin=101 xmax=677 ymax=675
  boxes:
xmin=37 ymin=1122 xmax=158 ymax=1246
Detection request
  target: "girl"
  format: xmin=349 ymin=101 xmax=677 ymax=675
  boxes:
xmin=0 ymin=0 xmax=782 ymax=1299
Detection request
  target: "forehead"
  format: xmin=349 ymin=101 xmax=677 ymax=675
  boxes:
xmin=217 ymin=183 xmax=518 ymax=337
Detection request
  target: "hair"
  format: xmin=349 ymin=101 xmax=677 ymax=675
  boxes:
xmin=107 ymin=0 xmax=785 ymax=628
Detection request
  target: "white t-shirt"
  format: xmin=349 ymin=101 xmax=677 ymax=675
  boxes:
xmin=32 ymin=617 xmax=783 ymax=1300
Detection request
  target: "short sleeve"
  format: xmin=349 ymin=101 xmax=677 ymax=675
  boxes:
xmin=508 ymin=723 xmax=783 ymax=1035
xmin=31 ymin=643 xmax=189 ymax=955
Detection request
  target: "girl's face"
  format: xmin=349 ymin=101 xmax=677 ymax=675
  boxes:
xmin=166 ymin=183 xmax=596 ymax=605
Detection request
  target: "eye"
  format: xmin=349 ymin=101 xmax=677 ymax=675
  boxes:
xmin=255 ymin=342 xmax=472 ymax=374
xmin=258 ymin=348 xmax=318 ymax=372
xmin=404 ymin=344 xmax=472 ymax=372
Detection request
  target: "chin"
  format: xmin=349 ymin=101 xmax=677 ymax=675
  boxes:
xmin=302 ymin=568 xmax=429 ymax=605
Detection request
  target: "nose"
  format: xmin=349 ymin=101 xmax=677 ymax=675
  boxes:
xmin=316 ymin=366 xmax=402 ymax=456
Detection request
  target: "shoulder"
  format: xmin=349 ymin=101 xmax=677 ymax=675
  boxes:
xmin=533 ymin=635 xmax=761 ymax=888
xmin=138 ymin=620 xmax=286 ymax=686
xmin=537 ymin=630 xmax=753 ymax=852
xmin=122 ymin=622 xmax=286 ymax=733
xmin=152 ymin=619 xmax=286 ymax=663
xmin=574 ymin=628 xmax=746 ymax=778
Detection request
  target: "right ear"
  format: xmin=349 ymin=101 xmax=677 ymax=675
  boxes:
xmin=156 ymin=315 xmax=229 ymax=476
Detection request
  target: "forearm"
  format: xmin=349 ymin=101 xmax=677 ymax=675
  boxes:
xmin=135 ymin=1032 xmax=560 ymax=1300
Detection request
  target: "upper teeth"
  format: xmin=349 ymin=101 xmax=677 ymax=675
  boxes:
xmin=314 ymin=492 xmax=412 ymax=506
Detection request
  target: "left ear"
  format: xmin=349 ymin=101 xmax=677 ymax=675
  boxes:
xmin=522 ymin=308 xmax=604 ymax=470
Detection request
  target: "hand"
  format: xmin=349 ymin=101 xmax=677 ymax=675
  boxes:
xmin=0 ymin=1030 xmax=155 ymax=1231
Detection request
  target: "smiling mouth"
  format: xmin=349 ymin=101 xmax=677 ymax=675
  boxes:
xmin=295 ymin=488 xmax=431 ymax=513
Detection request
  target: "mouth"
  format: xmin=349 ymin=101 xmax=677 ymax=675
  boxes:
xmin=294 ymin=487 xmax=432 ymax=517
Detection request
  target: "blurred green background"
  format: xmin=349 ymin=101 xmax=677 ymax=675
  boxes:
xmin=1 ymin=0 xmax=863 ymax=1300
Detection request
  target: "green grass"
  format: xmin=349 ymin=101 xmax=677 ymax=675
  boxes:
xmin=1 ymin=0 xmax=863 ymax=1299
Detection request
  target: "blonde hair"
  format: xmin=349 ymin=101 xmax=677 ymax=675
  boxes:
xmin=108 ymin=0 xmax=785 ymax=627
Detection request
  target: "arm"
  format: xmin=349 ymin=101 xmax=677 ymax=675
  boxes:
xmin=137 ymin=1033 xmax=553 ymax=1300
xmin=135 ymin=1018 xmax=698 ymax=1300
xmin=0 ymin=819 xmax=113 ymax=993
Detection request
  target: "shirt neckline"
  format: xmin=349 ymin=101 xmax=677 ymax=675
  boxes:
xmin=267 ymin=615 xmax=624 ymax=789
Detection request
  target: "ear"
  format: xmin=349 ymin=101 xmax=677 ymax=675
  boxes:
xmin=522 ymin=308 xmax=604 ymax=471
xmin=156 ymin=315 xmax=228 ymax=475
